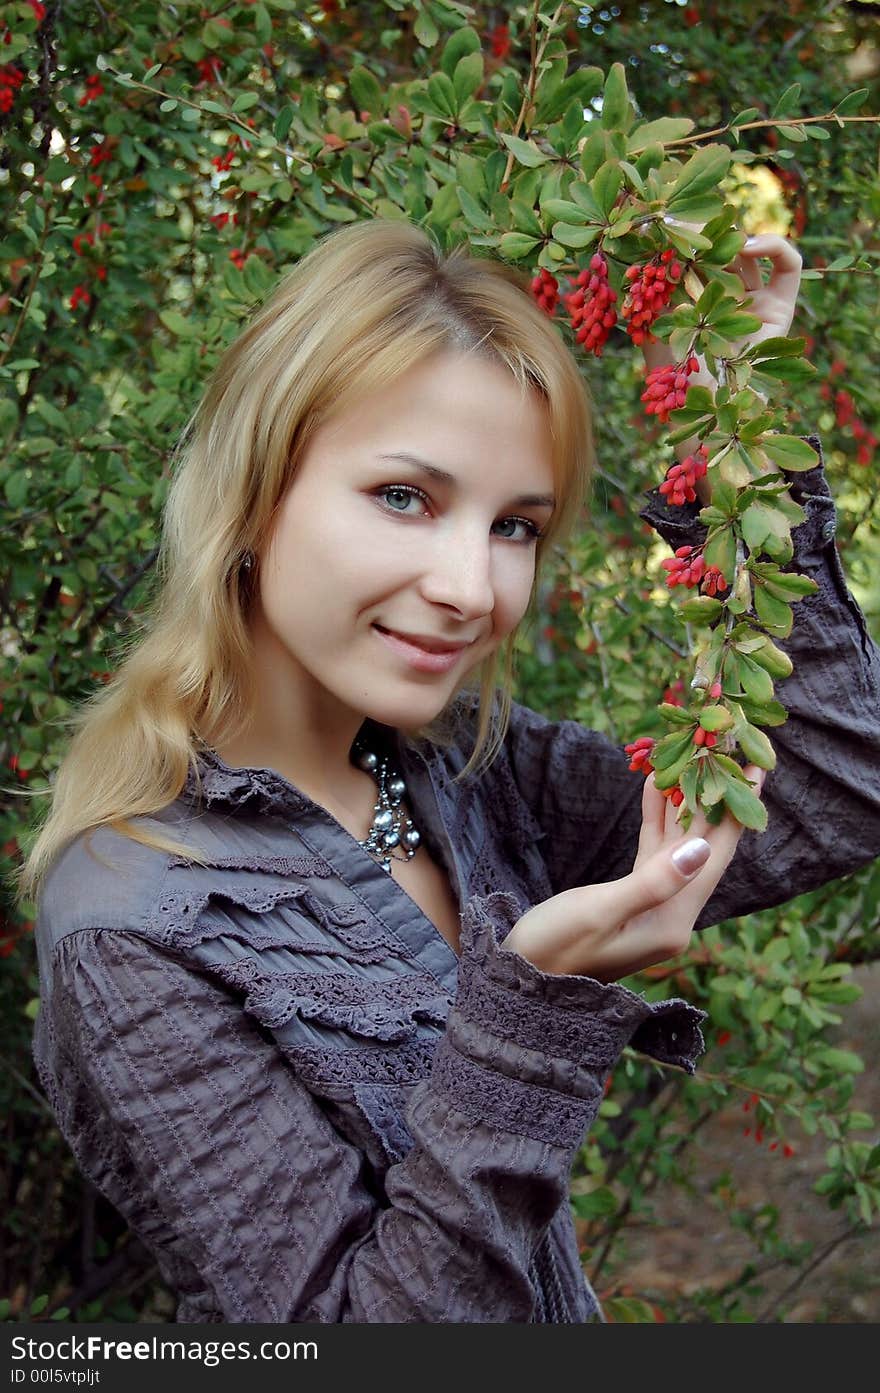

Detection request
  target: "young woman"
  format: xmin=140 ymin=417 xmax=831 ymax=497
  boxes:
xmin=20 ymin=219 xmax=880 ymax=1323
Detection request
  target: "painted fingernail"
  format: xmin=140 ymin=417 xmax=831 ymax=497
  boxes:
xmin=672 ymin=837 xmax=711 ymax=877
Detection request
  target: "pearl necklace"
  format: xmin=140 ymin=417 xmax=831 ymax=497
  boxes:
xmin=351 ymin=740 xmax=421 ymax=874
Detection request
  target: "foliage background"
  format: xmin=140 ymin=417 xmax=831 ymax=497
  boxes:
xmin=1 ymin=0 xmax=878 ymax=1322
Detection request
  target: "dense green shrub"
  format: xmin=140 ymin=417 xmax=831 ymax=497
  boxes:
xmin=1 ymin=0 xmax=878 ymax=1321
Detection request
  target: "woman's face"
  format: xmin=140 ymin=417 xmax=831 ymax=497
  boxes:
xmin=251 ymin=348 xmax=557 ymax=736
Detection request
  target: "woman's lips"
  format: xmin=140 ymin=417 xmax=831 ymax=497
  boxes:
xmin=372 ymin=624 xmax=468 ymax=674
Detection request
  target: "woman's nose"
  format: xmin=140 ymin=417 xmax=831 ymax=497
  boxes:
xmin=418 ymin=528 xmax=496 ymax=620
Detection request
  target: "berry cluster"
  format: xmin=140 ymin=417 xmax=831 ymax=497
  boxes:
xmin=489 ymin=23 xmax=511 ymax=59
xmin=69 ymin=285 xmax=91 ymax=311
xmin=692 ymin=725 xmax=718 ymax=749
xmin=563 ymin=253 xmax=618 ymax=357
xmin=742 ymin=1095 xmax=795 ymax=1155
xmin=0 ymin=63 xmax=23 ymax=113
xmin=196 ymin=55 xmax=223 ymax=84
xmin=621 ymin=248 xmax=683 ymax=345
xmin=641 ymin=356 xmax=700 ymax=424
xmin=530 ymin=269 xmax=559 ymax=316
xmin=701 ymin=564 xmax=728 ymax=598
xmin=624 ymin=736 xmax=655 ymax=774
xmin=78 ymin=73 xmax=104 ymax=106
xmin=73 ymin=222 xmax=112 ymax=257
xmin=821 ymin=359 xmax=878 ymax=468
xmin=659 ymin=443 xmax=709 ymax=506
xmin=661 ymin=544 xmax=705 ymax=589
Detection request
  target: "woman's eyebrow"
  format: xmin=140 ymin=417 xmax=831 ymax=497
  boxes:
xmin=377 ymin=451 xmax=556 ymax=510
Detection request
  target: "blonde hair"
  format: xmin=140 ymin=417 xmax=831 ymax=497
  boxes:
xmin=16 ymin=218 xmax=594 ymax=905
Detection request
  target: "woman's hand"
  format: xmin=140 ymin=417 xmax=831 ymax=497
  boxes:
xmin=501 ymin=764 xmax=764 ymax=982
xmin=643 ymin=233 xmax=803 ymax=380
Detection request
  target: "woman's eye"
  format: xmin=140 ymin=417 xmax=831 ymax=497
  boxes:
xmin=374 ymin=484 xmax=542 ymax=544
xmin=378 ymin=484 xmax=426 ymax=515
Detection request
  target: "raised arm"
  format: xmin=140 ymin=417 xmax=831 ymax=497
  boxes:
xmin=503 ymin=446 xmax=880 ymax=931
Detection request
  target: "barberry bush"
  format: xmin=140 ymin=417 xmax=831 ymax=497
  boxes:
xmin=1 ymin=0 xmax=879 ymax=1323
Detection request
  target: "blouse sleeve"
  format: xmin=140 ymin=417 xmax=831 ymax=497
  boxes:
xmin=33 ymin=896 xmax=704 ymax=1324
xmin=503 ymin=438 xmax=880 ymax=929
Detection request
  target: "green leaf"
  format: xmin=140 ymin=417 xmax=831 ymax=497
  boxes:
xmin=453 ymin=51 xmax=483 ymax=107
xmin=5 ymin=470 xmax=30 ymax=508
xmin=740 ymin=698 xmax=788 ymax=727
xmin=761 ymin=571 xmax=818 ymax=599
xmin=820 ymin=1048 xmax=864 ymax=1075
xmin=274 ymin=104 xmax=295 ymax=141
xmin=651 ymin=727 xmax=696 ymax=773
xmin=159 ymin=309 xmax=195 ymax=337
xmin=738 ymin=654 xmax=775 ymax=704
xmin=746 ymin=638 xmax=793 ymax=679
xmin=414 ymin=7 xmax=439 ymax=46
xmin=510 ymin=199 xmax=542 ymax=238
xmin=709 ymin=312 xmax=763 ymax=339
xmin=539 ymin=198 xmax=589 ymax=225
xmin=601 ymin=62 xmax=631 ymax=131
xmin=498 ymin=232 xmax=541 ymax=261
xmin=349 ymin=66 xmax=384 ymax=119
xmin=456 ymin=153 xmax=487 ymax=201
xmin=699 ymin=757 xmax=729 ymax=807
xmin=440 ymin=24 xmax=481 ymax=78
xmin=551 ymin=222 xmax=600 ymax=249
xmin=773 ymin=82 xmax=801 ymax=118
xmin=699 ymin=705 xmax=735 ymax=733
xmin=721 ymin=773 xmax=768 ymax=831
xmin=426 ymin=72 xmax=457 ymax=119
xmin=703 ymin=528 xmax=737 ymax=579
xmin=834 ymin=88 xmax=868 ymax=117
xmin=456 ymin=186 xmax=491 ymax=230
xmin=754 ymin=585 xmax=793 ymax=635
xmin=232 ymin=91 xmax=260 ymax=112
xmin=568 ymin=181 xmax=604 ymax=221
xmin=740 ymin=502 xmax=787 ymax=551
xmin=253 ymin=2 xmax=272 ymax=43
xmin=735 ymin=722 xmax=777 ymax=771
xmin=499 ymin=133 xmax=549 ymax=168
xmin=730 ymin=107 xmax=760 ymax=128
xmin=758 ymin=435 xmax=819 ymax=472
xmin=627 ymin=116 xmax=694 ymax=152
xmin=667 ymin=144 xmax=731 ymax=210
xmin=659 ymin=703 xmax=695 ymax=726
xmin=592 ymin=161 xmax=622 ymax=217
xmin=679 ymin=595 xmax=723 ymax=625
xmin=570 ymin=1187 xmax=618 ymax=1219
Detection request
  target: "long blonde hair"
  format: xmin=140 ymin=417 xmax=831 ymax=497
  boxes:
xmin=16 ymin=219 xmax=594 ymax=905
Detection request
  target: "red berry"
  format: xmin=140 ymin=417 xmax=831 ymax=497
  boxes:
xmin=563 ymin=253 xmax=617 ymax=357
xmin=641 ymin=357 xmax=700 ymax=424
xmin=621 ymin=248 xmax=683 ymax=345
xmin=529 ymin=268 xmax=559 ymax=317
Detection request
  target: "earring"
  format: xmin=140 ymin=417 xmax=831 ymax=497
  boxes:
xmin=241 ymin=551 xmax=254 ymax=572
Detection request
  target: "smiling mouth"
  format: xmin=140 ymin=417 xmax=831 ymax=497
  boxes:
xmin=372 ymin=625 xmax=472 ymax=655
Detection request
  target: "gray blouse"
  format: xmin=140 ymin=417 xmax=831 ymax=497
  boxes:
xmin=32 ymin=446 xmax=880 ymax=1322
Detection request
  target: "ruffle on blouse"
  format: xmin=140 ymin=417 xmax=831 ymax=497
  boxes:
xmin=211 ymin=960 xmax=451 ymax=1041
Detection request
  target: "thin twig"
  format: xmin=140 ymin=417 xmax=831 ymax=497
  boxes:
xmin=663 ymin=112 xmax=880 ymax=151
xmin=756 ymin=1222 xmax=866 ymax=1322
xmin=499 ymin=1 xmax=566 ymax=193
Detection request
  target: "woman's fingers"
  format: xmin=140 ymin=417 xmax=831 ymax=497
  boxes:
xmin=739 ymin=234 xmax=803 ymax=303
